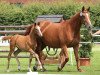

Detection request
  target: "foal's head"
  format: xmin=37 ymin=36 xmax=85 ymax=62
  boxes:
xmin=33 ymin=23 xmax=43 ymax=37
xmin=80 ymin=6 xmax=92 ymax=31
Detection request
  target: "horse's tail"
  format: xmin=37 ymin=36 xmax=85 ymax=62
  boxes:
xmin=2 ymin=36 xmax=12 ymax=40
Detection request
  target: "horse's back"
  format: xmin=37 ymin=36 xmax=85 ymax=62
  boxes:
xmin=39 ymin=20 xmax=67 ymax=48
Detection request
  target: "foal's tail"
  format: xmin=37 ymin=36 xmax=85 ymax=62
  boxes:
xmin=2 ymin=36 xmax=12 ymax=40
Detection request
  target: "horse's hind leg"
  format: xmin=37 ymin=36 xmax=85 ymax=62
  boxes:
xmin=7 ymin=45 xmax=15 ymax=72
xmin=28 ymin=53 xmax=33 ymax=72
xmin=58 ymin=45 xmax=69 ymax=71
xmin=13 ymin=48 xmax=21 ymax=71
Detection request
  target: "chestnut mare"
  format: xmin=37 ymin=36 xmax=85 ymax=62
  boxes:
xmin=24 ymin=6 xmax=92 ymax=72
xmin=2 ymin=24 xmax=43 ymax=72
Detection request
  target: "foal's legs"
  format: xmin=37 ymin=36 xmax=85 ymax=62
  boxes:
xmin=7 ymin=44 xmax=15 ymax=72
xmin=34 ymin=51 xmax=46 ymax=71
xmin=58 ymin=45 xmax=69 ymax=71
xmin=34 ymin=45 xmax=46 ymax=71
xmin=73 ymin=45 xmax=84 ymax=72
xmin=13 ymin=49 xmax=21 ymax=71
xmin=13 ymin=49 xmax=33 ymax=71
xmin=28 ymin=49 xmax=43 ymax=72
xmin=28 ymin=54 xmax=33 ymax=72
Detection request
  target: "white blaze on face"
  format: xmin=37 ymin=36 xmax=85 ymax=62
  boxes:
xmin=80 ymin=12 xmax=83 ymax=16
xmin=37 ymin=26 xmax=43 ymax=37
xmin=85 ymin=13 xmax=91 ymax=25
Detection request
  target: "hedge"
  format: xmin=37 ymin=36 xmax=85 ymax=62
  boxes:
xmin=0 ymin=1 xmax=99 ymax=28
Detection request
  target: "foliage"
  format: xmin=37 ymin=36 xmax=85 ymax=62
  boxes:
xmin=79 ymin=29 xmax=93 ymax=58
xmin=79 ymin=43 xmax=93 ymax=58
xmin=0 ymin=1 xmax=99 ymax=28
xmin=90 ymin=5 xmax=100 ymax=28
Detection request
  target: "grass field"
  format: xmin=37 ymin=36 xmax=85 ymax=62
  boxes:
xmin=0 ymin=44 xmax=100 ymax=75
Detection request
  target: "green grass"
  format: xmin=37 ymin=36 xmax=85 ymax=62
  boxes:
xmin=0 ymin=45 xmax=100 ymax=75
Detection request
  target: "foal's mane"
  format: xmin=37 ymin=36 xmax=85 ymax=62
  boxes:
xmin=24 ymin=25 xmax=33 ymax=36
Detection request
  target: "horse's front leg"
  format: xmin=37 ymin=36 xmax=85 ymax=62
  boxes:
xmin=73 ymin=45 xmax=84 ymax=72
xmin=58 ymin=45 xmax=69 ymax=71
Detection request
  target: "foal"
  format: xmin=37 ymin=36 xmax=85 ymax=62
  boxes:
xmin=2 ymin=24 xmax=43 ymax=72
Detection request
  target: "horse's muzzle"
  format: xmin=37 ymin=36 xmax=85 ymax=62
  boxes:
xmin=88 ymin=25 xmax=93 ymax=38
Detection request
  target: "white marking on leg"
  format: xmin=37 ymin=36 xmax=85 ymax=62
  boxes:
xmin=37 ymin=58 xmax=43 ymax=70
xmin=58 ymin=64 xmax=61 ymax=69
xmin=18 ymin=65 xmax=21 ymax=70
xmin=7 ymin=69 xmax=10 ymax=72
xmin=28 ymin=66 xmax=32 ymax=72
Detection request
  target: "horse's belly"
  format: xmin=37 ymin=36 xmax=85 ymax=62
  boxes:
xmin=44 ymin=39 xmax=60 ymax=48
xmin=16 ymin=42 xmax=28 ymax=51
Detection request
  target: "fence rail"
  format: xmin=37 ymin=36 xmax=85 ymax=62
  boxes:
xmin=0 ymin=30 xmax=25 ymax=34
xmin=0 ymin=25 xmax=100 ymax=65
xmin=0 ymin=25 xmax=29 ymax=28
xmin=80 ymin=42 xmax=100 ymax=44
xmin=0 ymin=56 xmax=30 ymax=58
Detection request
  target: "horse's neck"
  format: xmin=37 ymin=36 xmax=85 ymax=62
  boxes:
xmin=69 ymin=12 xmax=82 ymax=34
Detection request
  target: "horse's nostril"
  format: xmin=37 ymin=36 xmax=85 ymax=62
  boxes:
xmin=88 ymin=25 xmax=92 ymax=29
xmin=89 ymin=26 xmax=91 ymax=29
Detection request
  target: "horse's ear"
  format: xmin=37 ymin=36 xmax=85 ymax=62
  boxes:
xmin=34 ymin=23 xmax=36 ymax=26
xmin=87 ymin=7 xmax=90 ymax=11
xmin=82 ymin=6 xmax=85 ymax=12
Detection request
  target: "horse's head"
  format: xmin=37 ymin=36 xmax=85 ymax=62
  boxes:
xmin=33 ymin=23 xmax=43 ymax=37
xmin=80 ymin=6 xmax=92 ymax=36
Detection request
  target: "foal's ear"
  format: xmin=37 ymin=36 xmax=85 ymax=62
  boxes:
xmin=82 ymin=6 xmax=85 ymax=12
xmin=87 ymin=7 xmax=90 ymax=11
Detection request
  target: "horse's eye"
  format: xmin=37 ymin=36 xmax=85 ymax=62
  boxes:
xmin=35 ymin=28 xmax=38 ymax=31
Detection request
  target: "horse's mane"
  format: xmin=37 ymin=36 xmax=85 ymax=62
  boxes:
xmin=24 ymin=12 xmax=81 ymax=36
xmin=24 ymin=24 xmax=33 ymax=35
xmin=69 ymin=12 xmax=80 ymax=21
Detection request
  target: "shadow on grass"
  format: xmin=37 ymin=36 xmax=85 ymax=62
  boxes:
xmin=38 ymin=69 xmax=78 ymax=73
xmin=95 ymin=70 xmax=100 ymax=71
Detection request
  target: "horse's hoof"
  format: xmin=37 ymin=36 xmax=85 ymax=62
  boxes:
xmin=40 ymin=69 xmax=45 ymax=72
xmin=33 ymin=66 xmax=37 ymax=71
xmin=57 ymin=67 xmax=61 ymax=72
xmin=78 ymin=69 xmax=84 ymax=72
xmin=41 ymin=67 xmax=46 ymax=72
xmin=29 ymin=70 xmax=32 ymax=72
xmin=7 ymin=70 xmax=10 ymax=72
xmin=18 ymin=68 xmax=20 ymax=71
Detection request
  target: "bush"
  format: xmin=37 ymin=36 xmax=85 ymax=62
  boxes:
xmin=0 ymin=1 xmax=99 ymax=28
xmin=79 ymin=28 xmax=93 ymax=58
xmin=79 ymin=43 xmax=93 ymax=58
